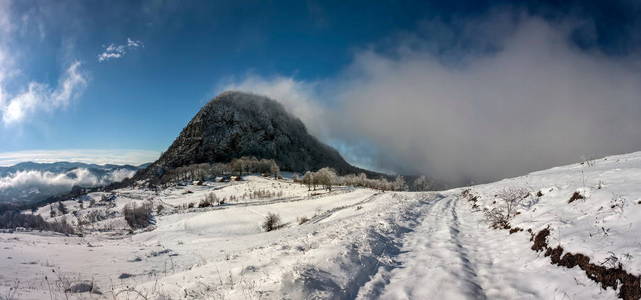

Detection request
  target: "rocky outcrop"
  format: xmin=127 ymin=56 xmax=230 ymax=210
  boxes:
xmin=137 ymin=91 xmax=372 ymax=180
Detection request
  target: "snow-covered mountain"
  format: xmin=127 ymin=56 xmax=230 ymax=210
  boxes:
xmin=0 ymin=162 xmax=144 ymax=203
xmin=1 ymin=151 xmax=640 ymax=299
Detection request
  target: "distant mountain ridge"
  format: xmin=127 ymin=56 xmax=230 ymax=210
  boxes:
xmin=137 ymin=91 xmax=380 ymax=182
xmin=0 ymin=161 xmax=141 ymax=177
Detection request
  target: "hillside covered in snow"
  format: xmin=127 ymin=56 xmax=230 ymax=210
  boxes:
xmin=1 ymin=151 xmax=641 ymax=299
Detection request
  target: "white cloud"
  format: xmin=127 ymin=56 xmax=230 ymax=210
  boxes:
xmin=0 ymin=2 xmax=88 ymax=125
xmin=218 ymin=75 xmax=328 ymax=138
xmin=220 ymin=14 xmax=641 ymax=184
xmin=0 ymin=149 xmax=159 ymax=167
xmin=127 ymin=38 xmax=142 ymax=48
xmin=0 ymin=168 xmax=101 ymax=191
xmin=106 ymin=168 xmax=137 ymax=182
xmin=0 ymin=61 xmax=87 ymax=125
xmin=0 ymin=168 xmax=137 ymax=201
xmin=98 ymin=38 xmax=143 ymax=62
xmin=51 ymin=61 xmax=86 ymax=108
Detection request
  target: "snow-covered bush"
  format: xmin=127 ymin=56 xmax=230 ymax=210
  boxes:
xmin=262 ymin=212 xmax=282 ymax=232
xmin=199 ymin=192 xmax=218 ymax=207
xmin=315 ymin=168 xmax=337 ymax=191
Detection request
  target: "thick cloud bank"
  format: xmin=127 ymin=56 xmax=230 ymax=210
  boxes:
xmin=0 ymin=168 xmax=136 ymax=202
xmin=223 ymin=14 xmax=641 ymax=185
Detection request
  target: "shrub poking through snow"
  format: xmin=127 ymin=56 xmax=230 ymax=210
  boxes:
xmin=568 ymin=191 xmax=585 ymax=203
xmin=198 ymin=199 xmax=211 ymax=208
xmin=57 ymin=201 xmax=68 ymax=215
xmin=66 ymin=281 xmax=101 ymax=294
xmin=484 ymin=208 xmax=511 ymax=229
xmin=297 ymin=216 xmax=309 ymax=225
xmin=49 ymin=217 xmax=75 ymax=235
xmin=123 ymin=202 xmax=154 ymax=229
xmin=262 ymin=212 xmax=282 ymax=232
xmin=497 ymin=187 xmax=529 ymax=217
xmin=483 ymin=187 xmax=529 ymax=229
xmin=248 ymin=189 xmax=281 ymax=200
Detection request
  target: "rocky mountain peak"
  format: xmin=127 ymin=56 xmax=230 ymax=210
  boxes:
xmin=138 ymin=91 xmax=370 ymax=180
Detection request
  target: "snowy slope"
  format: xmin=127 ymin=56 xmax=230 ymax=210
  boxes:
xmin=1 ymin=152 xmax=641 ymax=299
xmin=366 ymin=151 xmax=641 ymax=300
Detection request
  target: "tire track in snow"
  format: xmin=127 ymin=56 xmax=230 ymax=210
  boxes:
xmin=366 ymin=195 xmax=487 ymax=300
xmin=448 ymin=196 xmax=487 ymax=300
xmin=309 ymin=191 xmax=383 ymax=224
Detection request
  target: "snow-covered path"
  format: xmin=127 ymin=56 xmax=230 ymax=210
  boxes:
xmin=362 ymin=193 xmax=617 ymax=300
xmin=364 ymin=195 xmax=487 ymax=299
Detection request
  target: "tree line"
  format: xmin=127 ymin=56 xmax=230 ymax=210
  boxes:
xmin=159 ymin=156 xmax=280 ymax=185
xmin=296 ymin=168 xmax=432 ymax=192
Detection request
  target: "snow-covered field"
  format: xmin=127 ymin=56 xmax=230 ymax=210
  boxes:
xmin=2 ymin=152 xmax=641 ymax=299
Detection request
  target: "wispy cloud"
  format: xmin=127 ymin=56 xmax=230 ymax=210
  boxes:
xmin=0 ymin=3 xmax=88 ymax=126
xmin=98 ymin=38 xmax=143 ymax=62
xmin=0 ymin=1 xmax=13 ymax=36
xmin=0 ymin=149 xmax=159 ymax=167
xmin=0 ymin=61 xmax=88 ymax=125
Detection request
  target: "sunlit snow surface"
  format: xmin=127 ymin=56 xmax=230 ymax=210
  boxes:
xmin=3 ymin=151 xmax=641 ymax=299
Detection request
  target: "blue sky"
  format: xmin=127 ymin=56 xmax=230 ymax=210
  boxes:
xmin=0 ymin=0 xmax=436 ymax=162
xmin=1 ymin=1 xmax=641 ymax=182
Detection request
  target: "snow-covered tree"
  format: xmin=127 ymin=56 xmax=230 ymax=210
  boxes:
xmin=393 ymin=175 xmax=408 ymax=191
xmin=316 ymin=168 xmax=337 ymax=191
xmin=413 ymin=175 xmax=430 ymax=191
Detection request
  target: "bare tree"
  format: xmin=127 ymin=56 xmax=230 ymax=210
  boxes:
xmin=123 ymin=202 xmax=155 ymax=229
xmin=496 ymin=187 xmax=529 ymax=218
xmin=485 ymin=187 xmax=529 ymax=229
